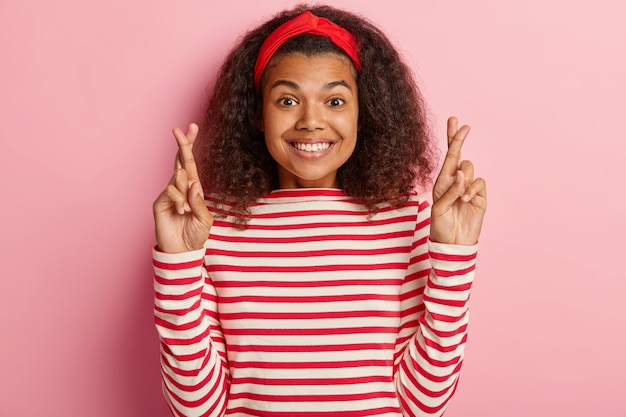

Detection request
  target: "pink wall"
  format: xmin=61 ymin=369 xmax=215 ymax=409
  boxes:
xmin=1 ymin=1 xmax=624 ymax=416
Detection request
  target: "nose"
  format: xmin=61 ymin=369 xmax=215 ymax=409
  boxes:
xmin=295 ymin=103 xmax=326 ymax=131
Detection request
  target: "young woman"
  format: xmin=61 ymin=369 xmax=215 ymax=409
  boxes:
xmin=153 ymin=5 xmax=486 ymax=416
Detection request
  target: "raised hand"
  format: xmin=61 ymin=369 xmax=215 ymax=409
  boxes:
xmin=153 ymin=123 xmax=213 ymax=253
xmin=430 ymin=117 xmax=487 ymax=246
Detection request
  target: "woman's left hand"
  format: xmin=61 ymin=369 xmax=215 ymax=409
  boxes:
xmin=430 ymin=116 xmax=487 ymax=245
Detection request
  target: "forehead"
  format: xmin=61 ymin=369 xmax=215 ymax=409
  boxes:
xmin=263 ymin=52 xmax=358 ymax=87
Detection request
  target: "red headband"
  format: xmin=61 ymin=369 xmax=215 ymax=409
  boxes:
xmin=253 ymin=11 xmax=361 ymax=91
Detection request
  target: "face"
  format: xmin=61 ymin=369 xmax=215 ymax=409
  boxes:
xmin=259 ymin=53 xmax=359 ymax=189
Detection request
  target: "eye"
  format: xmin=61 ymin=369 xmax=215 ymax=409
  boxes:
xmin=278 ymin=97 xmax=298 ymax=107
xmin=326 ymin=98 xmax=345 ymax=107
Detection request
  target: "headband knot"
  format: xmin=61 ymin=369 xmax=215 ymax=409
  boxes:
xmin=253 ymin=11 xmax=361 ymax=91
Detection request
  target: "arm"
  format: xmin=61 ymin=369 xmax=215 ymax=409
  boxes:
xmin=394 ymin=117 xmax=486 ymax=415
xmin=394 ymin=198 xmax=476 ymax=416
xmin=154 ymin=248 xmax=230 ymax=417
xmin=152 ymin=124 xmax=228 ymax=416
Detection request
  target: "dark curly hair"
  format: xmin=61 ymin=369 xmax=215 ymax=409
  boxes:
xmin=200 ymin=3 xmax=436 ymax=222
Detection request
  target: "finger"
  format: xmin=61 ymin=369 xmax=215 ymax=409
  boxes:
xmin=162 ymin=184 xmax=189 ymax=215
xmin=188 ymin=181 xmax=212 ymax=224
xmin=174 ymin=150 xmax=182 ymax=170
xmin=461 ymin=177 xmax=487 ymax=203
xmin=439 ymin=124 xmax=470 ymax=178
xmin=174 ymin=168 xmax=192 ymax=212
xmin=459 ymin=160 xmax=474 ymax=186
xmin=168 ymin=160 xmax=183 ymax=184
xmin=166 ymin=168 xmax=191 ymax=213
xmin=447 ymin=116 xmax=458 ymax=147
xmin=173 ymin=123 xmax=200 ymax=182
xmin=433 ymin=170 xmax=465 ymax=212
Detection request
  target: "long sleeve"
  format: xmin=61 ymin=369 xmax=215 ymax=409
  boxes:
xmin=153 ymin=189 xmax=478 ymax=416
xmin=394 ymin=196 xmax=477 ymax=416
xmin=153 ymin=247 xmax=230 ymax=417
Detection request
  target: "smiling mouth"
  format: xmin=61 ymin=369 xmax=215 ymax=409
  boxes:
xmin=292 ymin=142 xmax=332 ymax=152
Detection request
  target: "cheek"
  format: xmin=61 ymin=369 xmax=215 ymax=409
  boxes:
xmin=339 ymin=105 xmax=359 ymax=129
xmin=261 ymin=109 xmax=289 ymax=136
xmin=264 ymin=135 xmax=287 ymax=161
xmin=339 ymin=113 xmax=359 ymax=139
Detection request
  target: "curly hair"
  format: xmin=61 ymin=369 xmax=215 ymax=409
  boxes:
xmin=200 ymin=3 xmax=436 ymax=222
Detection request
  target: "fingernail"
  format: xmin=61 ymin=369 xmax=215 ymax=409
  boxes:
xmin=462 ymin=194 xmax=470 ymax=202
xmin=184 ymin=202 xmax=191 ymax=212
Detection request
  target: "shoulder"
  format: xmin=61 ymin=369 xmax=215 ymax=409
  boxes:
xmin=393 ymin=189 xmax=431 ymax=213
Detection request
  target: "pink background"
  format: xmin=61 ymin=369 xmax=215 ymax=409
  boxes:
xmin=1 ymin=0 xmax=624 ymax=416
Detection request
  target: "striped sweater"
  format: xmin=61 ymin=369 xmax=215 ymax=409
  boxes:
xmin=153 ymin=188 xmax=477 ymax=417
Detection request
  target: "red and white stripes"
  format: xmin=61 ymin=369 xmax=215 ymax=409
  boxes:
xmin=154 ymin=189 xmax=477 ymax=416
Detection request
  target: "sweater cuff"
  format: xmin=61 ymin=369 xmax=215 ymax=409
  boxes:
xmin=428 ymin=239 xmax=477 ymax=280
xmin=153 ymin=246 xmax=206 ymax=283
xmin=153 ymin=246 xmax=206 ymax=263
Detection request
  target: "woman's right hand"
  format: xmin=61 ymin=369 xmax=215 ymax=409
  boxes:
xmin=153 ymin=123 xmax=213 ymax=253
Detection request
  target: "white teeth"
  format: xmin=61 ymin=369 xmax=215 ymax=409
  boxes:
xmin=294 ymin=142 xmax=331 ymax=152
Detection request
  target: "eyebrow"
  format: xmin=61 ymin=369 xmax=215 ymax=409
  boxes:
xmin=270 ymin=79 xmax=353 ymax=91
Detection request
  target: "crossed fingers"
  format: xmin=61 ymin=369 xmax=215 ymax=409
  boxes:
xmin=435 ymin=117 xmax=485 ymax=206
xmin=168 ymin=123 xmax=200 ymax=214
